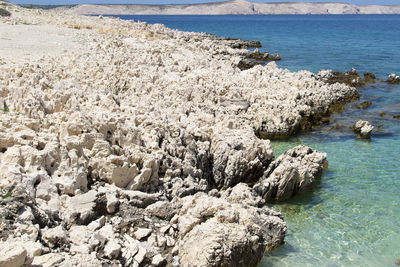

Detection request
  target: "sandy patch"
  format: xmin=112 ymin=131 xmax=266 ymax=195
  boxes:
xmin=0 ymin=23 xmax=84 ymax=65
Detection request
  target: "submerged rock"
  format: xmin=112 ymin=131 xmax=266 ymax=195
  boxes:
xmin=352 ymin=120 xmax=374 ymax=139
xmin=253 ymin=145 xmax=328 ymax=200
xmin=363 ymin=72 xmax=376 ymax=82
xmin=354 ymin=100 xmax=372 ymax=109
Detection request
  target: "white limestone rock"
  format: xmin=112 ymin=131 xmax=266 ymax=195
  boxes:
xmin=387 ymin=73 xmax=400 ymax=84
xmin=0 ymin=244 xmax=27 ymax=267
xmin=35 ymin=174 xmax=58 ymax=201
xmin=210 ymin=128 xmax=273 ymax=188
xmin=63 ymin=190 xmax=98 ymax=225
xmin=177 ymin=188 xmax=286 ymax=267
xmin=0 ymin=5 xmax=361 ymax=266
xmin=134 ymin=228 xmax=152 ymax=240
xmin=152 ymin=254 xmax=166 ymax=266
xmin=104 ymin=239 xmax=121 ymax=259
xmin=254 ymin=145 xmax=328 ymax=200
xmin=41 ymin=225 xmax=68 ymax=249
xmin=353 ymin=120 xmax=374 ymax=139
xmin=31 ymin=253 xmax=65 ymax=267
xmin=106 ymin=191 xmax=119 ymax=213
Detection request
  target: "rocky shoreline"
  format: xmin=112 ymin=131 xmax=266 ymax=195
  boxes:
xmin=0 ymin=2 xmax=364 ymax=267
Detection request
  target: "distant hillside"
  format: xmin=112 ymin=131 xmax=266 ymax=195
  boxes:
xmin=58 ymin=0 xmax=400 ymax=15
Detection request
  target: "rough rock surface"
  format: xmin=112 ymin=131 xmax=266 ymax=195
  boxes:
xmin=387 ymin=73 xmax=400 ymax=84
xmin=317 ymin=68 xmax=375 ymax=88
xmin=353 ymin=120 xmax=374 ymax=139
xmin=210 ymin=129 xmax=273 ymax=188
xmin=0 ymin=2 xmax=344 ymax=266
xmin=178 ymin=184 xmax=286 ymax=267
xmin=254 ymin=146 xmax=328 ymax=200
xmin=0 ymin=7 xmax=11 ymax=17
xmin=0 ymin=243 xmax=27 ymax=267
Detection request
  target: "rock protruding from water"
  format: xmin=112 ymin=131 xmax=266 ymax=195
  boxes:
xmin=221 ymin=38 xmax=262 ymax=49
xmin=317 ymin=68 xmax=376 ymax=88
xmin=178 ymin=184 xmax=286 ymax=267
xmin=354 ymin=100 xmax=372 ymax=109
xmin=253 ymin=145 xmax=328 ymax=201
xmin=237 ymin=49 xmax=282 ymax=70
xmin=210 ymin=129 xmax=273 ymax=189
xmin=352 ymin=120 xmax=374 ymax=139
xmin=247 ymin=49 xmax=281 ymax=61
xmin=387 ymin=73 xmax=400 ymax=84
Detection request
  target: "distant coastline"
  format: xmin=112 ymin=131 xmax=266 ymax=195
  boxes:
xmin=57 ymin=0 xmax=400 ymax=15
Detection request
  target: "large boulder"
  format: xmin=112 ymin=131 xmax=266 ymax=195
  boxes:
xmin=177 ymin=184 xmax=286 ymax=267
xmin=254 ymin=145 xmax=328 ymax=200
xmin=210 ymin=129 xmax=273 ymax=189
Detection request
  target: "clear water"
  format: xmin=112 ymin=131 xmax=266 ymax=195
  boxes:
xmin=113 ymin=15 xmax=400 ymax=266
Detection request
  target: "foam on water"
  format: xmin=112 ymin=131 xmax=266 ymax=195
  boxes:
xmin=114 ymin=14 xmax=400 ymax=266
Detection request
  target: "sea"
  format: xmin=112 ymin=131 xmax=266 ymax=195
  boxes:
xmin=112 ymin=14 xmax=400 ymax=266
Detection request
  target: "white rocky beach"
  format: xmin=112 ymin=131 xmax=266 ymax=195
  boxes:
xmin=0 ymin=2 xmax=359 ymax=266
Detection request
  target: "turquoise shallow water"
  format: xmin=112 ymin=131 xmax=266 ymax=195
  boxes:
xmin=112 ymin=15 xmax=400 ymax=266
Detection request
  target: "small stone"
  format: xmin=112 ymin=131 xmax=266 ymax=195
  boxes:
xmin=18 ymin=206 xmax=35 ymax=221
xmin=88 ymin=216 xmax=106 ymax=231
xmin=151 ymin=254 xmax=166 ymax=266
xmin=31 ymin=253 xmax=65 ymax=267
xmin=0 ymin=245 xmax=27 ymax=267
xmin=159 ymin=225 xmax=170 ymax=234
xmin=134 ymin=228 xmax=152 ymax=240
xmin=104 ymin=240 xmax=121 ymax=259
xmin=70 ymin=244 xmax=91 ymax=254
xmin=134 ymin=246 xmax=147 ymax=264
xmin=42 ymin=226 xmax=67 ymax=248
xmin=166 ymin=236 xmax=175 ymax=247
xmin=157 ymin=235 xmax=167 ymax=247
xmin=106 ymin=192 xmax=119 ymax=213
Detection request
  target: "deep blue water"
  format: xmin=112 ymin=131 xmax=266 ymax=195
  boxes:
xmin=112 ymin=15 xmax=400 ymax=266
xmin=115 ymin=15 xmax=400 ymax=77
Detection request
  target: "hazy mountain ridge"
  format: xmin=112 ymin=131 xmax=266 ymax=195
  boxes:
xmin=60 ymin=0 xmax=400 ymax=15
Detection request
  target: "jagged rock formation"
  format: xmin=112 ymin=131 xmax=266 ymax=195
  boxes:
xmin=254 ymin=146 xmax=328 ymax=201
xmin=59 ymin=0 xmax=400 ymax=15
xmin=317 ymin=68 xmax=376 ymax=88
xmin=0 ymin=2 xmax=355 ymax=266
xmin=352 ymin=120 xmax=374 ymax=139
